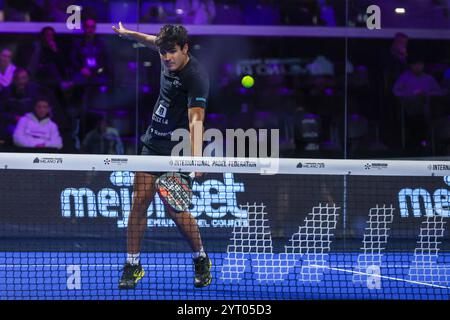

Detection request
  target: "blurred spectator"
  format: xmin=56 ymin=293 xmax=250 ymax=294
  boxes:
xmin=13 ymin=97 xmax=63 ymax=149
xmin=243 ymin=0 xmax=280 ymax=25
xmin=0 ymin=68 xmax=65 ymax=139
xmin=44 ymin=0 xmax=106 ymax=23
xmin=43 ymin=0 xmax=73 ymax=22
xmin=213 ymin=2 xmax=244 ymax=24
xmin=306 ymin=55 xmax=336 ymax=100
xmin=382 ymin=33 xmax=409 ymax=90
xmin=379 ymin=33 xmax=410 ymax=147
xmin=141 ymin=3 xmax=168 ymax=23
xmin=304 ymin=55 xmax=337 ymax=143
xmin=82 ymin=115 xmax=124 ymax=155
xmin=3 ymin=0 xmax=46 ymax=21
xmin=293 ymin=107 xmax=322 ymax=153
xmin=306 ymin=55 xmax=334 ymax=77
xmin=0 ymin=48 xmax=16 ymax=91
xmin=442 ymin=67 xmax=450 ymax=92
xmin=280 ymin=0 xmax=320 ymax=25
xmin=175 ymin=0 xmax=216 ymax=24
xmin=318 ymin=0 xmax=336 ymax=26
xmin=4 ymin=0 xmax=103 ymax=22
xmin=393 ymin=56 xmax=445 ymax=98
xmin=70 ymin=18 xmax=111 ymax=88
xmin=393 ymin=55 xmax=444 ymax=152
xmin=29 ymin=27 xmax=71 ymax=106
xmin=0 ymin=68 xmax=47 ymax=122
xmin=347 ymin=64 xmax=373 ymax=117
xmin=0 ymin=0 xmax=4 ymax=21
xmin=69 ymin=17 xmax=112 ymax=138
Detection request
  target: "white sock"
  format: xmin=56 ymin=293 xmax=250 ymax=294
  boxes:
xmin=192 ymin=248 xmax=206 ymax=259
xmin=127 ymin=253 xmax=140 ymax=265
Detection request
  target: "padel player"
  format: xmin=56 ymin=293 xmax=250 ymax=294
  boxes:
xmin=112 ymin=23 xmax=211 ymax=289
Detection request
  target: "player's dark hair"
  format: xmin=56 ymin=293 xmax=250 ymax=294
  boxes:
xmin=155 ymin=24 xmax=188 ymax=51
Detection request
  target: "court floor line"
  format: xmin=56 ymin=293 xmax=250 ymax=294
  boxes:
xmin=310 ymin=264 xmax=450 ymax=290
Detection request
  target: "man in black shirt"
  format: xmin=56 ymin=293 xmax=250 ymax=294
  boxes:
xmin=112 ymin=23 xmax=211 ymax=289
xmin=72 ymin=18 xmax=111 ymax=87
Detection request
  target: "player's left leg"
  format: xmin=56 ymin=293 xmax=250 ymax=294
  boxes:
xmin=167 ymin=209 xmax=212 ymax=288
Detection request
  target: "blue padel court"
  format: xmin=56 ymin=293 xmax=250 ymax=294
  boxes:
xmin=1 ymin=252 xmax=449 ymax=300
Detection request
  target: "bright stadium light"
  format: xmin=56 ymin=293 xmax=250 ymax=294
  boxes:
xmin=395 ymin=8 xmax=406 ymax=14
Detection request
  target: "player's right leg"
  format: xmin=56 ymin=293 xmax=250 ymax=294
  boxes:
xmin=119 ymin=172 xmax=157 ymax=289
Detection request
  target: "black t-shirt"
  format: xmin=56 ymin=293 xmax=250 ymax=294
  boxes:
xmin=140 ymin=54 xmax=209 ymax=154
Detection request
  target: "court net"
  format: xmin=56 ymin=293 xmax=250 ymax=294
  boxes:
xmin=0 ymin=153 xmax=449 ymax=300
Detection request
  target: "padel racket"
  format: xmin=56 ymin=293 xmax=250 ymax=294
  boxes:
xmin=155 ymin=172 xmax=194 ymax=212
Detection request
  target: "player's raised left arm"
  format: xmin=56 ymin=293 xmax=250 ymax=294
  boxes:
xmin=112 ymin=22 xmax=158 ymax=50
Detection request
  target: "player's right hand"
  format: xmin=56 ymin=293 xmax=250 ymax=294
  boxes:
xmin=112 ymin=22 xmax=130 ymax=39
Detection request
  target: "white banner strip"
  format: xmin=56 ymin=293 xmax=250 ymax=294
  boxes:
xmin=1 ymin=153 xmax=450 ymax=177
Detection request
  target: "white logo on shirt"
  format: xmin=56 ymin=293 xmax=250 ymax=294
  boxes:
xmin=155 ymin=104 xmax=167 ymax=118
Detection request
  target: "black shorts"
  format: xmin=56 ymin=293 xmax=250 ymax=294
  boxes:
xmin=140 ymin=144 xmax=192 ymax=186
xmin=140 ymin=144 xmax=169 ymax=177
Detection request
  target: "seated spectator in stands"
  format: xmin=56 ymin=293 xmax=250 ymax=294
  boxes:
xmin=45 ymin=0 xmax=91 ymax=22
xmin=243 ymin=0 xmax=280 ymax=25
xmin=347 ymin=64 xmax=374 ymax=117
xmin=442 ymin=67 xmax=450 ymax=93
xmin=304 ymin=55 xmax=337 ymax=140
xmin=306 ymin=55 xmax=336 ymax=99
xmin=382 ymin=33 xmax=409 ymax=90
xmin=293 ymin=106 xmax=322 ymax=154
xmin=82 ymin=115 xmax=124 ymax=154
xmin=0 ymin=1 xmax=4 ymax=21
xmin=0 ymin=68 xmax=67 ymax=139
xmin=0 ymin=68 xmax=48 ymax=122
xmin=307 ymin=55 xmax=335 ymax=78
xmin=70 ymin=18 xmax=111 ymax=87
xmin=280 ymin=0 xmax=321 ymax=25
xmin=141 ymin=4 xmax=168 ymax=23
xmin=13 ymin=97 xmax=63 ymax=149
xmin=393 ymin=56 xmax=444 ymax=151
xmin=68 ymin=17 xmax=112 ymax=140
xmin=0 ymin=48 xmax=16 ymax=91
xmin=213 ymin=2 xmax=244 ymax=24
xmin=318 ymin=0 xmax=336 ymax=26
xmin=3 ymin=0 xmax=46 ymax=21
xmin=378 ymin=33 xmax=410 ymax=147
xmin=3 ymin=0 xmax=30 ymax=21
xmin=175 ymin=0 xmax=216 ymax=24
xmin=393 ymin=56 xmax=445 ymax=98
xmin=43 ymin=0 xmax=70 ymax=21
xmin=29 ymin=26 xmax=71 ymax=106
